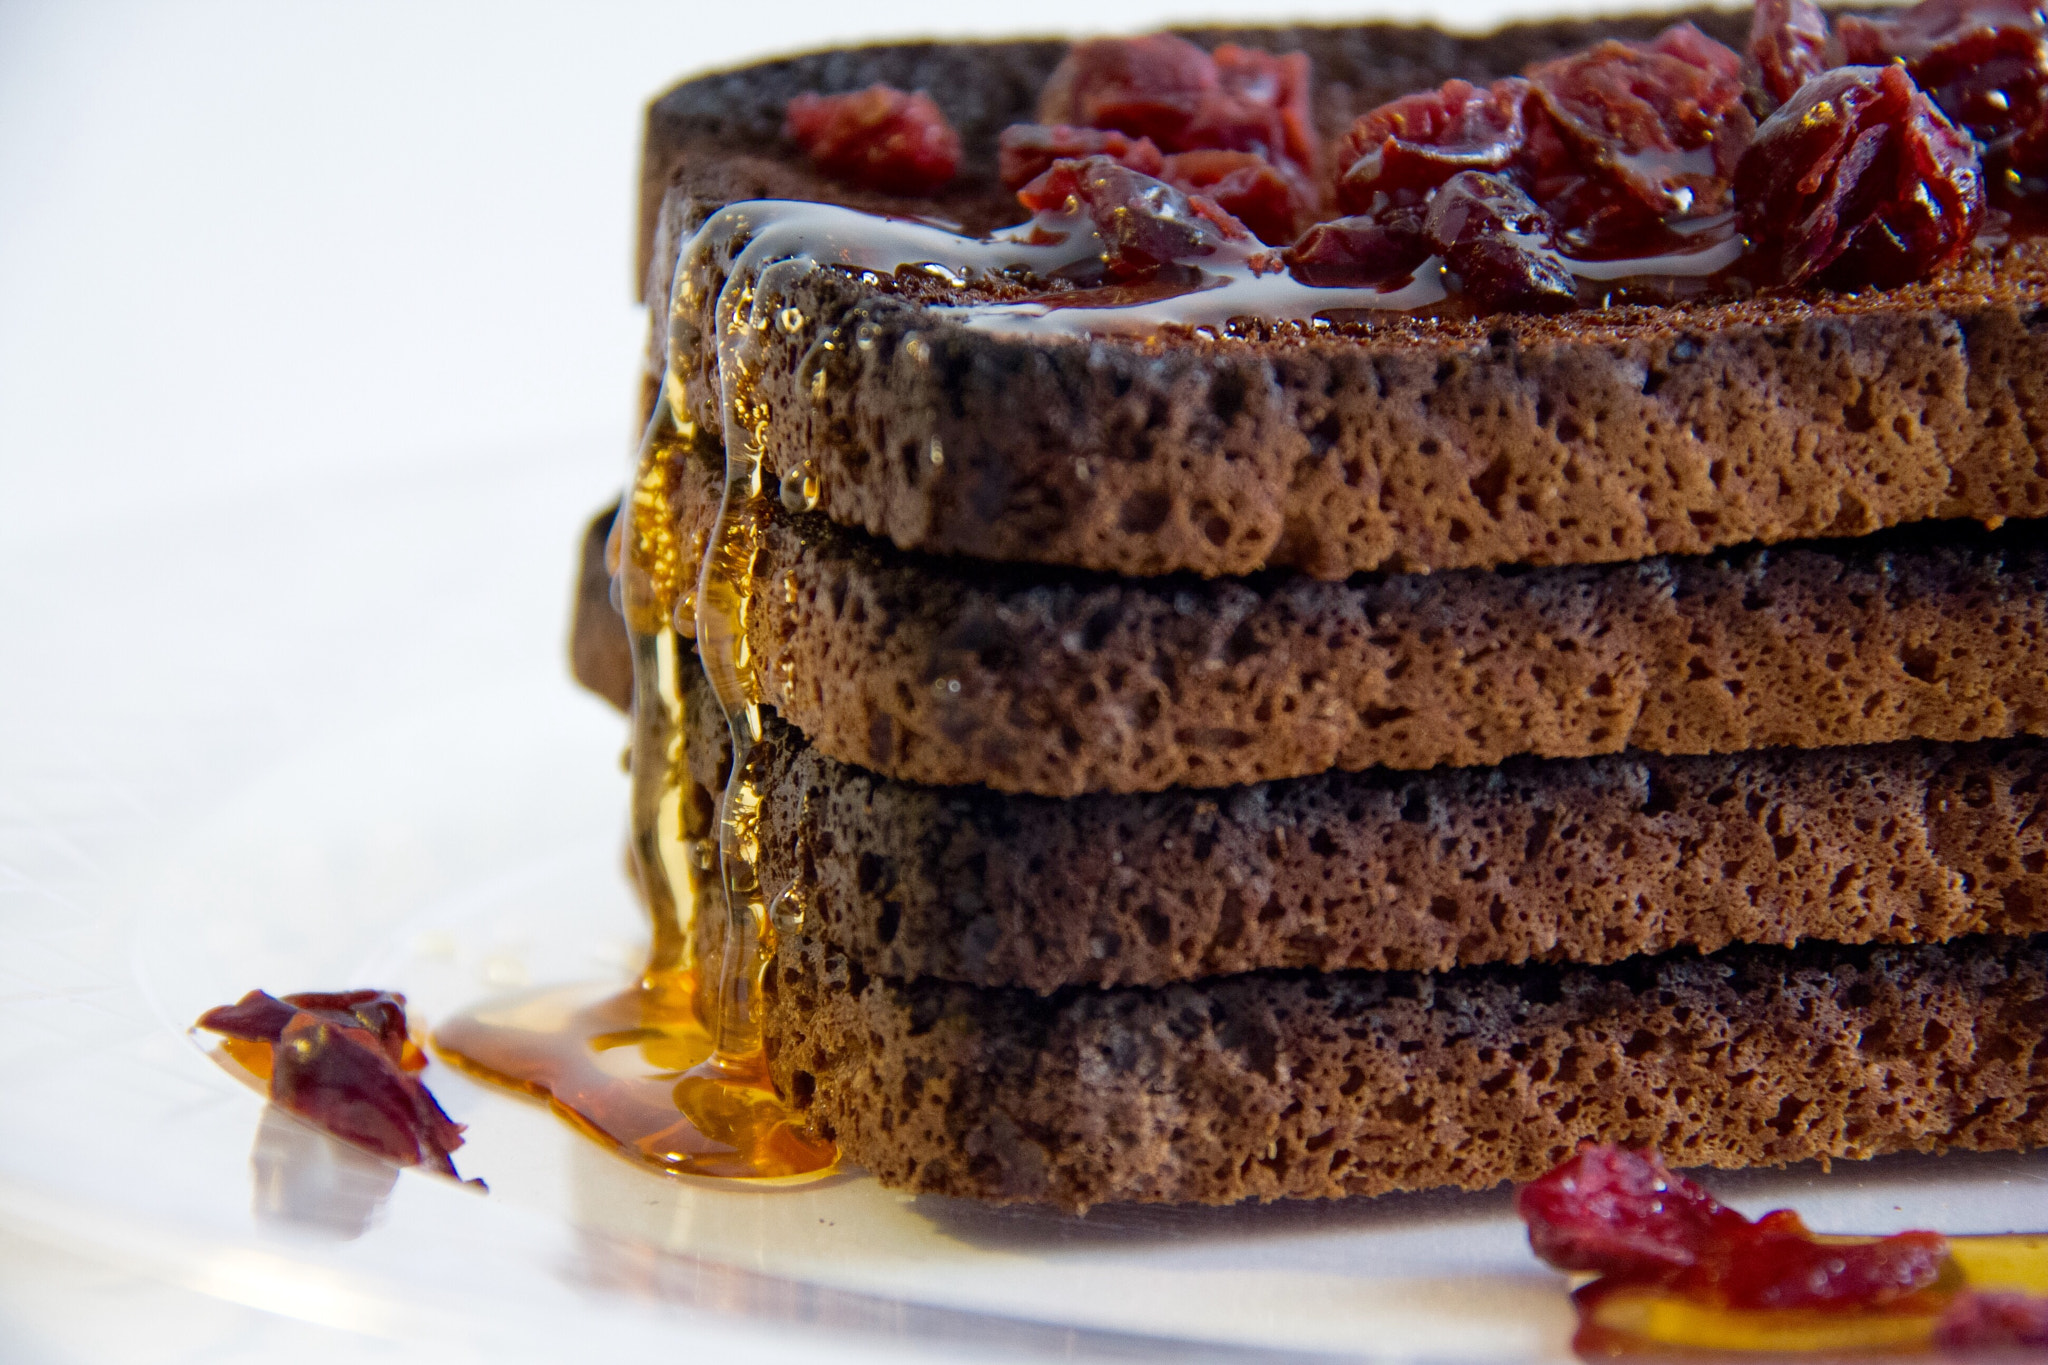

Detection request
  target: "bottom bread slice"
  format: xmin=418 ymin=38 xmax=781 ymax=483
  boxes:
xmin=760 ymin=933 xmax=2048 ymax=1210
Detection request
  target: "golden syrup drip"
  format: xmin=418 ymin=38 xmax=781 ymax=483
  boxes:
xmin=432 ymin=976 xmax=832 ymax=1181
xmin=619 ymin=398 xmax=696 ymax=638
xmin=1571 ymin=1234 xmax=2048 ymax=1357
xmin=684 ymin=254 xmax=796 ymax=1067
xmin=778 ymin=458 xmax=821 ymax=513
xmin=218 ymin=1034 xmax=274 ymax=1081
xmin=435 ymin=313 xmax=837 ymax=1179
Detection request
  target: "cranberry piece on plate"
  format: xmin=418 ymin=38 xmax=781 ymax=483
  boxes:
xmin=1424 ymin=171 xmax=1578 ymax=312
xmin=198 ymin=987 xmax=471 ymax=1181
xmin=1522 ymin=24 xmax=1753 ymax=246
xmin=1018 ymin=155 xmax=1255 ymax=280
xmin=1335 ymin=78 xmax=1532 ymax=214
xmin=1162 ymin=149 xmax=1313 ymax=244
xmin=271 ymin=1013 xmax=468 ymax=1178
xmin=1734 ymin=64 xmax=1984 ymax=289
xmin=1519 ymin=1143 xmax=1952 ymax=1313
xmin=1515 ymin=1143 xmax=1751 ymax=1278
xmin=1936 ymin=1290 xmax=2048 ymax=1350
xmin=784 ymin=84 xmax=961 ymax=195
xmin=999 ymin=124 xmax=1164 ymax=190
xmin=1285 ymin=210 xmax=1432 ymax=287
xmin=1707 ymin=1226 xmax=1949 ymax=1311
xmin=1750 ymin=0 xmax=1835 ymax=106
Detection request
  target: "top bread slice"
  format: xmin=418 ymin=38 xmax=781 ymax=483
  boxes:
xmin=643 ymin=11 xmax=2048 ymax=582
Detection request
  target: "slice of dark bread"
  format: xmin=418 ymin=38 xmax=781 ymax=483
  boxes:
xmin=642 ymin=448 xmax=2048 ymax=794
xmin=676 ymin=649 xmax=2048 ymax=990
xmin=646 ymin=16 xmax=2048 ymax=582
xmin=761 ymin=930 xmax=2048 ymax=1209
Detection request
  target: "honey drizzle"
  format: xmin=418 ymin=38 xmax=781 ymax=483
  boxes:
xmin=434 ymin=279 xmax=836 ymax=1180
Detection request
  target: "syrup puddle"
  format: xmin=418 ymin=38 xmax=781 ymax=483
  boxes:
xmin=434 ymin=976 xmax=833 ymax=1182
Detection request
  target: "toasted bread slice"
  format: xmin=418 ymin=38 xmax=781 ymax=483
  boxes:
xmin=600 ymin=449 xmax=2048 ymax=793
xmin=670 ymin=646 xmax=2048 ymax=988
xmin=643 ymin=15 xmax=2048 ymax=581
xmin=762 ymin=930 xmax=2048 ymax=1208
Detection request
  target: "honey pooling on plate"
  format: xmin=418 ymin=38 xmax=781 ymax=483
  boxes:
xmin=432 ymin=229 xmax=836 ymax=1182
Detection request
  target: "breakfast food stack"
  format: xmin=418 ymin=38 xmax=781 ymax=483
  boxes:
xmin=583 ymin=0 xmax=2048 ymax=1207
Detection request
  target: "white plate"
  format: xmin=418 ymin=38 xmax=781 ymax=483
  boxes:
xmin=4 ymin=452 xmax=2047 ymax=1364
xmin=7 ymin=5 xmax=2048 ymax=1358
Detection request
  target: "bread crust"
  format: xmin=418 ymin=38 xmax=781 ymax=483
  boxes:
xmin=678 ymin=656 xmax=2048 ymax=988
xmin=647 ymin=447 xmax=2048 ymax=794
xmin=646 ymin=16 xmax=2048 ymax=581
xmin=761 ymin=931 xmax=2048 ymax=1209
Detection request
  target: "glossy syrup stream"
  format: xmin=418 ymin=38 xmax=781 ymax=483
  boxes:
xmin=431 ymin=226 xmax=846 ymax=1180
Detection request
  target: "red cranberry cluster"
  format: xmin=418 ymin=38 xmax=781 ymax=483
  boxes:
xmin=1518 ymin=1144 xmax=2048 ymax=1351
xmin=784 ymin=85 xmax=961 ymax=195
xmin=199 ymin=988 xmax=476 ymax=1181
xmin=1013 ymin=156 xmax=1265 ymax=282
xmin=783 ymin=0 xmax=2039 ymax=312
xmin=1003 ymin=35 xmax=1319 ymax=246
xmin=1517 ymin=1144 xmax=1947 ymax=1311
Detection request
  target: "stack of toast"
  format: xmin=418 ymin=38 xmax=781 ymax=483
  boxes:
xmin=578 ymin=8 xmax=2048 ymax=1209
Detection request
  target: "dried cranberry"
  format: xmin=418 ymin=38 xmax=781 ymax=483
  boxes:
xmin=201 ymin=987 xmax=417 ymax=1069
xmin=198 ymin=988 xmax=472 ymax=1181
xmin=1841 ymin=0 xmax=2048 ymax=188
xmin=1018 ymin=156 xmax=1255 ymax=281
xmin=1285 ymin=211 xmax=1432 ymax=287
xmin=1188 ymin=44 xmax=1318 ymax=175
xmin=272 ymin=1014 xmax=467 ymax=1178
xmin=1522 ymin=24 xmax=1753 ymax=246
xmin=999 ymin=124 xmax=1164 ymax=189
xmin=1839 ymin=0 xmax=2043 ymax=60
xmin=1735 ymin=64 xmax=1984 ymax=289
xmin=1424 ymin=171 xmax=1578 ymax=313
xmin=1517 ymin=1144 xmax=1752 ymax=1278
xmin=1334 ymin=78 xmax=1531 ymax=214
xmin=1700 ymin=1227 xmax=1948 ymax=1310
xmin=1749 ymin=0 xmax=1834 ymax=107
xmin=198 ymin=989 xmax=300 ymax=1043
xmin=1038 ymin=35 xmax=1218 ymax=148
xmin=1161 ymin=149 xmax=1313 ymax=244
xmin=783 ymin=85 xmax=960 ymax=195
xmin=1935 ymin=1290 xmax=2048 ymax=1350
xmin=284 ymin=989 xmax=417 ymax=1069
xmin=1521 ymin=1145 xmax=1953 ymax=1317
xmin=1037 ymin=36 xmax=1316 ymax=176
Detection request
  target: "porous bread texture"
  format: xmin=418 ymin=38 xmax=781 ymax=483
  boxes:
xmin=660 ymin=443 xmax=2048 ymax=795
xmin=647 ymin=11 xmax=2048 ymax=582
xmin=666 ymin=197 xmax=2048 ymax=583
xmin=760 ymin=932 xmax=2048 ymax=1209
xmin=680 ymin=657 xmax=2048 ymax=988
